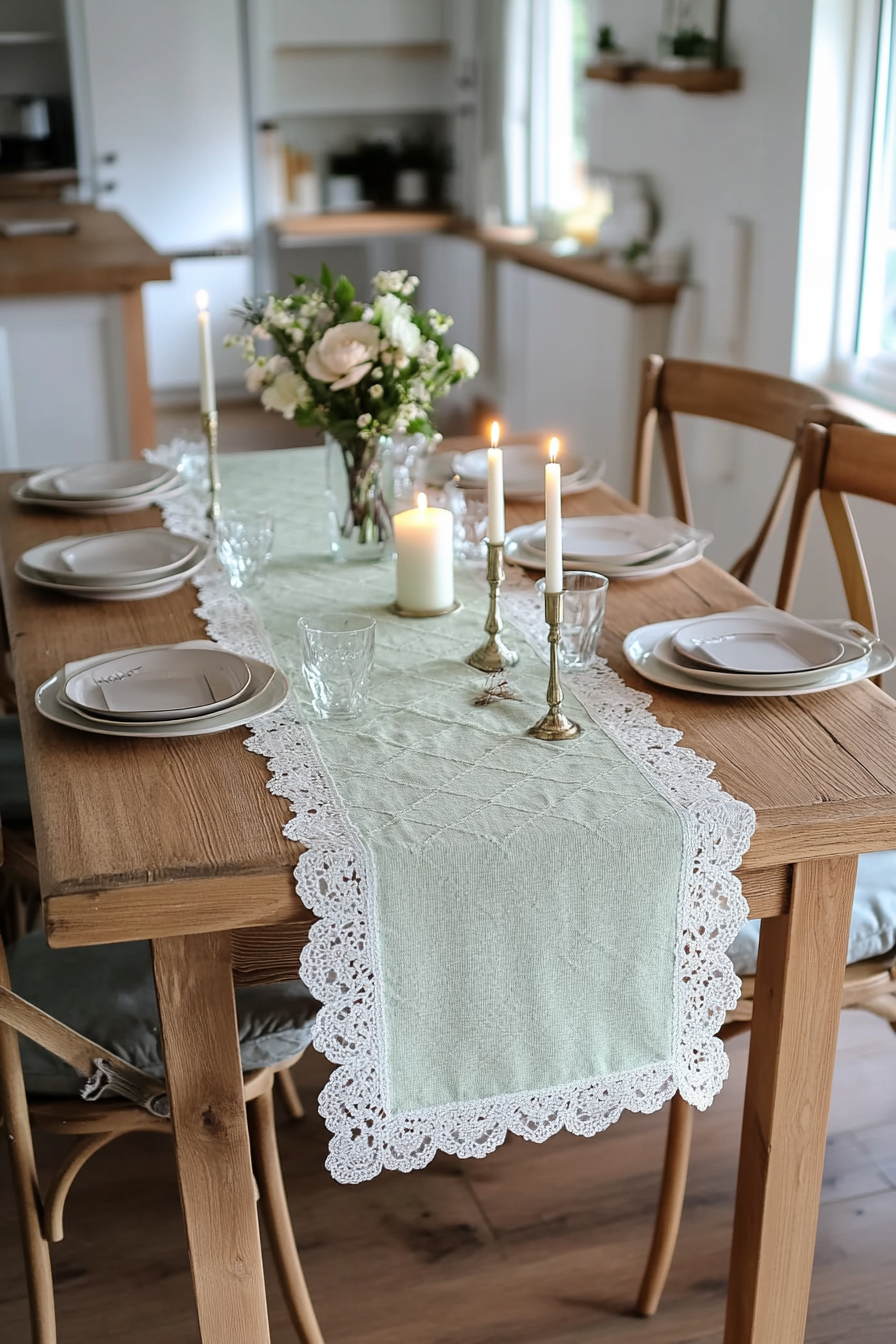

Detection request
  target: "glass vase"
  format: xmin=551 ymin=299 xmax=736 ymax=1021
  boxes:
xmin=324 ymin=432 xmax=395 ymax=563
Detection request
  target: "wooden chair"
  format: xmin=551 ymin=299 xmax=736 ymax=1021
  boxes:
xmin=631 ymin=356 xmax=835 ymax=586
xmin=0 ymin=923 xmax=325 ymax=1344
xmin=637 ymin=419 xmax=896 ymax=1318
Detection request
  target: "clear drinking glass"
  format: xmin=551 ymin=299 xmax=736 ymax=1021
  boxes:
xmin=297 ymin=613 xmax=376 ymax=719
xmin=445 ymin=479 xmax=489 ymax=559
xmin=172 ymin=427 xmax=210 ymax=493
xmin=215 ymin=511 xmax=275 ymax=591
xmin=536 ymin=571 xmax=609 ymax=670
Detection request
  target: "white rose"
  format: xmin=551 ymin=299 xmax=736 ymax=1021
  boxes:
xmin=245 ymin=359 xmax=270 ymax=394
xmin=305 ymin=321 xmax=379 ymax=390
xmin=261 ymin=370 xmax=310 ymax=419
xmin=451 ymin=343 xmax=480 ymax=378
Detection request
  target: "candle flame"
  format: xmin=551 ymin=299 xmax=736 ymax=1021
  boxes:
xmin=490 ymin=420 xmax=501 ymax=449
xmin=416 ymin=492 xmax=428 ymax=512
xmin=549 ymin=436 xmax=560 ymax=463
xmin=196 ymin=289 xmax=209 ymax=312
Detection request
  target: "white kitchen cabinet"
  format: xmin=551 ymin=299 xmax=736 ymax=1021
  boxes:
xmin=259 ymin=0 xmax=445 ymax=49
xmin=497 ymin=263 xmax=674 ymax=490
xmin=0 ymin=295 xmax=129 ymax=469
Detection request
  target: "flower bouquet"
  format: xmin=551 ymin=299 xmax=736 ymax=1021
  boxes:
xmin=231 ymin=267 xmax=479 ymax=561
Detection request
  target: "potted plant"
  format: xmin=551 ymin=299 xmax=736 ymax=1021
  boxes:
xmin=231 ymin=268 xmax=478 ymax=562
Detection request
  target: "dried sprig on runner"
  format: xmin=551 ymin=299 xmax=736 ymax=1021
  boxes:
xmin=472 ymin=675 xmax=523 ymax=707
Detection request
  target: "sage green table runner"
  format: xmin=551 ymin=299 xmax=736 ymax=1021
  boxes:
xmin=155 ymin=447 xmax=754 ymax=1184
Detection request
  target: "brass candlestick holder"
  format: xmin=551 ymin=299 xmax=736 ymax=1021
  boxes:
xmin=466 ymin=540 xmax=519 ymax=673
xmin=526 ymin=589 xmax=581 ymax=741
xmin=202 ymin=409 xmax=222 ymax=523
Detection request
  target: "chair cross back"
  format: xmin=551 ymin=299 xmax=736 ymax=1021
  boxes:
xmin=632 ymin=355 xmax=834 ymax=586
xmin=776 ymin=422 xmax=896 ymax=639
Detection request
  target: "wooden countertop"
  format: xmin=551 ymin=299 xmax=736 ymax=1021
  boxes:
xmin=0 ymin=201 xmax=170 ymax=297
xmin=272 ymin=211 xmax=681 ymax=305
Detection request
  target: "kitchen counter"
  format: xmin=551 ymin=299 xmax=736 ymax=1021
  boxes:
xmin=0 ymin=203 xmax=170 ymax=466
xmin=0 ymin=201 xmax=170 ymax=296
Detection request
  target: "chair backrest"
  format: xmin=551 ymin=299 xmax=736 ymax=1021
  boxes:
xmin=632 ymin=356 xmax=835 ymax=586
xmin=776 ymin=422 xmax=896 ymax=636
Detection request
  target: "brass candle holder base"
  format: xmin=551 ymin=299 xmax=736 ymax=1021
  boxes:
xmin=202 ymin=409 xmax=222 ymax=523
xmin=526 ymin=589 xmax=582 ymax=741
xmin=466 ymin=540 xmax=519 ymax=673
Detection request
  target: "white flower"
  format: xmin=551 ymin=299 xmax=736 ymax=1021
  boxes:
xmin=305 ymin=321 xmax=379 ymax=390
xmin=261 ymin=370 xmax=311 ymax=418
xmin=252 ymin=324 xmax=272 ymax=341
xmin=374 ymin=268 xmax=408 ymax=295
xmin=451 ymin=343 xmax=480 ymax=378
xmin=372 ymin=366 xmax=383 ymax=378
xmin=380 ymin=349 xmax=393 ymax=366
xmin=401 ymin=276 xmax=420 ymax=296
xmin=375 ymin=295 xmax=422 ymax=358
xmin=265 ymin=354 xmax=293 ymax=377
xmin=394 ymin=353 xmax=410 ymax=371
xmin=409 ymin=378 xmax=428 ymax=402
xmin=419 ymin=339 xmax=439 ymax=367
xmin=245 ymin=358 xmax=270 ymax=393
xmin=369 ymin=383 xmax=383 ymax=400
xmin=357 ymin=412 xmax=372 ymax=427
xmin=362 ymin=305 xmax=375 ymax=321
xmin=428 ymin=309 xmax=453 ymax=335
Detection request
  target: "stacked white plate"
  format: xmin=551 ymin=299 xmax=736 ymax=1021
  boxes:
xmin=446 ymin=445 xmax=607 ymax=499
xmin=16 ymin=528 xmax=210 ymax=601
xmin=11 ymin=461 xmax=187 ymax=514
xmin=624 ymin=606 xmax=896 ymax=697
xmin=35 ymin=640 xmax=289 ymax=737
xmin=505 ymin=515 xmax=713 ymax=580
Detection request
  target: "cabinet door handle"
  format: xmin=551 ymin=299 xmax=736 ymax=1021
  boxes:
xmin=97 ymin=152 xmax=118 ymax=165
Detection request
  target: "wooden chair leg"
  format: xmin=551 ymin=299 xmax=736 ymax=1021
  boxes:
xmin=0 ymin=951 xmax=57 ymax=1343
xmin=247 ymin=1086 xmax=325 ymax=1344
xmin=635 ymin=1090 xmax=695 ymax=1318
xmin=276 ymin=1066 xmax=305 ymax=1121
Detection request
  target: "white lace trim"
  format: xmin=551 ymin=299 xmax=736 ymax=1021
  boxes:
xmin=151 ymin=467 xmax=755 ymax=1185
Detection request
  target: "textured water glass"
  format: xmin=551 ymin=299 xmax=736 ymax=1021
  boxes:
xmin=172 ymin=429 xmax=210 ymax=493
xmin=215 ymin=511 xmax=275 ymax=591
xmin=537 ymin=572 xmax=609 ymax=670
xmin=298 ymin=613 xmax=376 ymax=719
xmin=445 ymin=480 xmax=489 ymax=559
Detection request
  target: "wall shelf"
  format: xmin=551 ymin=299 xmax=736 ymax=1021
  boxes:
xmin=586 ymin=64 xmax=742 ymax=94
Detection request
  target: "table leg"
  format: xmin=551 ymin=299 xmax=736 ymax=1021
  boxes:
xmin=724 ymin=854 xmax=857 ymax=1344
xmin=152 ymin=931 xmax=271 ymax=1344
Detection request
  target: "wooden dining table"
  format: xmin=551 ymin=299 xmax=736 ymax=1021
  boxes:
xmin=2 ymin=452 xmax=896 ymax=1344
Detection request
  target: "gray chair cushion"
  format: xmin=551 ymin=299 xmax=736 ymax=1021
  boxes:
xmin=728 ymin=850 xmax=896 ymax=977
xmin=0 ymin=715 xmax=31 ymax=825
xmin=7 ymin=933 xmax=319 ymax=1098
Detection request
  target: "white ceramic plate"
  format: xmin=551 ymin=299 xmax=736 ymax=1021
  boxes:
xmin=11 ymin=476 xmax=188 ymax=514
xmin=36 ymin=644 xmax=288 ymax=737
xmin=57 ymin=529 xmax=199 ymax=580
xmin=451 ymin=444 xmax=587 ymax=493
xmin=14 ymin=546 xmax=208 ymax=600
xmin=652 ymin=624 xmax=875 ymax=689
xmin=34 ymin=462 xmax=177 ymax=500
xmin=623 ymin=617 xmax=896 ymax=697
xmin=673 ymin=608 xmax=845 ymax=674
xmin=65 ymin=646 xmax=252 ymax=719
xmin=505 ymin=521 xmax=712 ymax=579
xmin=523 ymin=515 xmax=682 ymax=564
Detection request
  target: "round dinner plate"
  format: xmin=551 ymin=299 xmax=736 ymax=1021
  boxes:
xmin=22 ymin=530 xmax=202 ymax=585
xmin=37 ymin=647 xmax=289 ymax=737
xmin=452 ymin=444 xmax=587 ymax=494
xmin=15 ymin=545 xmax=209 ymax=600
xmin=672 ymin=609 xmax=846 ymax=674
xmin=624 ymin=617 xmax=896 ymax=697
xmin=523 ymin=515 xmax=682 ymax=564
xmin=33 ymin=461 xmax=177 ymax=500
xmin=505 ymin=521 xmax=712 ymax=579
xmin=11 ymin=476 xmax=188 ymax=514
xmin=65 ymin=646 xmax=252 ymax=719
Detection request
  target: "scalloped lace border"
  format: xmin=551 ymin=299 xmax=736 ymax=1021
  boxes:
xmin=150 ymin=467 xmax=755 ymax=1184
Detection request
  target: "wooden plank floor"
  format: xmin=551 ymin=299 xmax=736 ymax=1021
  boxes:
xmin=2 ymin=1012 xmax=894 ymax=1342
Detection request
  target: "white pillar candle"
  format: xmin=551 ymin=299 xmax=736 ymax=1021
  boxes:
xmin=544 ymin=437 xmax=564 ymax=594
xmin=487 ymin=421 xmax=505 ymax=544
xmin=196 ymin=289 xmax=217 ymax=414
xmin=394 ymin=493 xmax=455 ymax=612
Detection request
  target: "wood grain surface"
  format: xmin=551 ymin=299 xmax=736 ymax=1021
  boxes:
xmin=2 ymin=455 xmax=896 ymax=949
xmin=0 ymin=202 xmax=170 ymax=296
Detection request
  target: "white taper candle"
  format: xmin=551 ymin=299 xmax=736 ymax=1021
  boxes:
xmin=487 ymin=421 xmax=504 ymax=544
xmin=544 ymin=437 xmax=563 ymax=594
xmin=196 ymin=290 xmax=217 ymax=414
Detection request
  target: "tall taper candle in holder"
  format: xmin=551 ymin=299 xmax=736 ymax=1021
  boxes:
xmin=196 ymin=290 xmax=222 ymax=522
xmin=527 ymin=438 xmax=581 ymax=740
xmin=467 ymin=422 xmax=519 ymax=672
